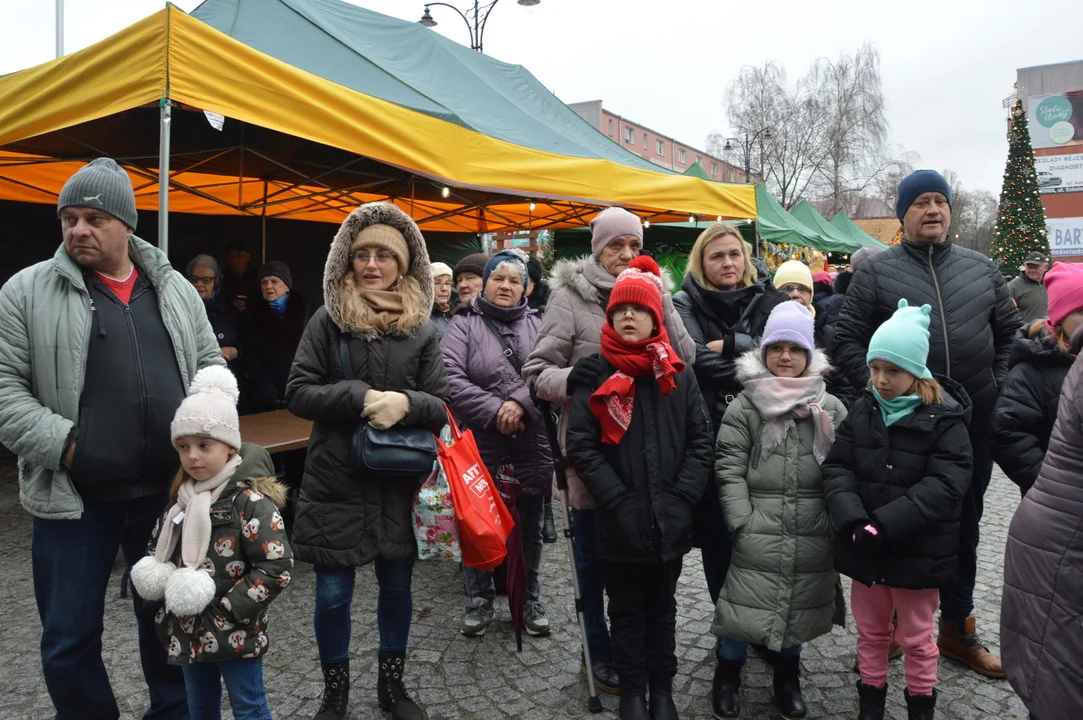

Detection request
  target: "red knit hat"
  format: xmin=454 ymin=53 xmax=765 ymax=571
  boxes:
xmin=608 ymin=255 xmax=665 ymax=328
xmin=1045 ymin=261 xmax=1083 ymax=328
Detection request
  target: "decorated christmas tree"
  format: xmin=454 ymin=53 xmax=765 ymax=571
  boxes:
xmin=991 ymin=100 xmax=1049 ymax=275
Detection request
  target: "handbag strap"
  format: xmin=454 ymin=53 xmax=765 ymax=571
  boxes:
xmin=480 ymin=315 xmax=523 ymax=376
xmin=339 ymin=333 xmax=355 ymax=381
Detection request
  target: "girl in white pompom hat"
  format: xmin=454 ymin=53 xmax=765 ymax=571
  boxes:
xmin=130 ymin=365 xmax=293 ymax=717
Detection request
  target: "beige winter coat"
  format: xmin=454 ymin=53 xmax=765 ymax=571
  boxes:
xmin=522 ymin=255 xmax=696 ymax=508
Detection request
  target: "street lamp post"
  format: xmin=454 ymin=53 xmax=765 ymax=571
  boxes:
xmin=723 ymin=127 xmax=773 ymax=183
xmin=419 ymin=0 xmax=540 ymax=53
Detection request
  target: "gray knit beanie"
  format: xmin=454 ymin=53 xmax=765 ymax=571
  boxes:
xmin=57 ymin=158 xmax=138 ymax=230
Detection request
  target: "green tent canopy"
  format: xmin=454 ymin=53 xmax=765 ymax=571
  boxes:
xmin=682 ymin=161 xmax=713 ymax=181
xmin=754 ymin=185 xmax=825 ymax=250
xmin=829 ymin=211 xmax=889 ymax=250
xmin=790 ymin=200 xmax=863 ymax=253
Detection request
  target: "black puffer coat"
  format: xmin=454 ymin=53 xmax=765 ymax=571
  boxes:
xmin=822 ymin=378 xmax=973 ymax=589
xmin=991 ymin=327 xmax=1075 ymax=494
xmin=834 ymin=240 xmax=1021 ymax=437
xmin=565 ymin=356 xmax=713 ymax=564
xmin=241 ymin=293 xmax=310 ymax=413
xmin=285 ymin=203 xmax=451 ymax=569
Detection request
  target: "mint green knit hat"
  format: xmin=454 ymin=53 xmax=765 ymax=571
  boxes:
xmin=867 ymin=299 xmax=934 ymax=379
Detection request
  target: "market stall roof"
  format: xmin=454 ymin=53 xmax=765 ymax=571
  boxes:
xmin=754 ymin=185 xmax=825 ymax=250
xmin=829 ymin=210 xmax=889 ymax=250
xmin=0 ymin=0 xmax=754 ymax=232
xmin=790 ymin=200 xmax=864 ymax=254
xmin=682 ymin=161 xmax=713 ymax=181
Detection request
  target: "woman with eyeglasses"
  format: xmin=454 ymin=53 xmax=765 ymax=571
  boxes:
xmin=239 ymin=260 xmax=310 ymax=414
xmin=286 ymin=204 xmax=450 ymax=720
xmin=186 ymin=254 xmax=244 ymax=392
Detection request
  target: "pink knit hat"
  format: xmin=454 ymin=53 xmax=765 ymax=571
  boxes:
xmin=1045 ymin=261 xmax=1083 ymax=328
xmin=590 ymin=207 xmax=643 ymax=260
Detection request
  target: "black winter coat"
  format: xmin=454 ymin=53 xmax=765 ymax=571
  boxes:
xmin=991 ymin=327 xmax=1074 ymax=494
xmin=241 ymin=294 xmax=309 ymax=413
xmin=565 ymin=356 xmax=713 ymax=564
xmin=285 ymin=307 xmax=450 ymax=568
xmin=822 ymin=379 xmax=973 ymax=589
xmin=834 ymin=240 xmax=1021 ymax=437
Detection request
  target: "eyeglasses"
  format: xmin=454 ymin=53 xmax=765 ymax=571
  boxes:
xmin=779 ymin=284 xmax=810 ymax=295
xmin=765 ymin=344 xmax=804 ymax=357
xmin=352 ymin=250 xmax=397 ymax=266
xmin=433 ymin=279 xmax=453 ymax=288
xmin=611 ymin=304 xmax=650 ymax=319
xmin=188 ymin=275 xmax=216 ymax=286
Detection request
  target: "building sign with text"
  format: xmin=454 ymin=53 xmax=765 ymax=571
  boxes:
xmin=1045 ymin=216 xmax=1083 ymax=258
xmin=1029 ymin=91 xmax=1083 ymax=150
xmin=1036 ymin=153 xmax=1083 ymax=194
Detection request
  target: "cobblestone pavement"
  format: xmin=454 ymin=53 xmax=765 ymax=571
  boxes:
xmin=0 ymin=459 xmax=1028 ymax=720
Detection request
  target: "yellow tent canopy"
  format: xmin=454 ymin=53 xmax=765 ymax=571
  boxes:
xmin=0 ymin=4 xmax=754 ymax=246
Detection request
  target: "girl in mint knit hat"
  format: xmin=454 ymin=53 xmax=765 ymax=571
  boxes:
xmin=823 ymin=299 xmax=973 ymax=720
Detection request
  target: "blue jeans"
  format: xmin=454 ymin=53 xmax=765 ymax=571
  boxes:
xmin=464 ymin=491 xmax=544 ymax=608
xmin=183 ymin=658 xmax=271 ymax=720
xmin=940 ymin=432 xmax=994 ymax=625
xmin=718 ymin=638 xmax=802 ymax=661
xmin=314 ymin=557 xmax=415 ymax=662
xmin=571 ymin=508 xmax=613 ymax=662
xmin=32 ymin=493 xmax=187 ymax=720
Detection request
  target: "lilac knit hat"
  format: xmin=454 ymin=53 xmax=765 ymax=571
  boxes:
xmin=760 ymin=301 xmax=816 ymax=364
xmin=590 ymin=207 xmax=643 ymax=260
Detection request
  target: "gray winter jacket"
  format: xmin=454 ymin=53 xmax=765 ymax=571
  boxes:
xmin=1001 ymin=326 xmax=1083 ymax=719
xmin=0 ymin=237 xmax=223 ymax=519
xmin=522 ymin=255 xmax=695 ymax=508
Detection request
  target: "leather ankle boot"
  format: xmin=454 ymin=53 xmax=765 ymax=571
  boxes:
xmin=377 ymin=651 xmax=426 ymax=720
xmin=857 ymin=681 xmax=887 ymax=720
xmin=904 ymin=688 xmax=936 ymax=720
xmin=772 ymin=656 xmax=806 ymax=720
xmin=313 ymin=660 xmax=349 ymax=720
xmin=619 ymin=695 xmax=650 ymax=720
xmin=936 ymin=616 xmax=1004 ymax=678
xmin=648 ymin=679 xmax=679 ymax=720
xmin=542 ymin=496 xmax=557 ymax=543
xmin=711 ymin=658 xmax=743 ymax=719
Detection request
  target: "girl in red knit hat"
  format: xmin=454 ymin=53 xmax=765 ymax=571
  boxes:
xmin=565 ymin=256 xmax=714 ymax=720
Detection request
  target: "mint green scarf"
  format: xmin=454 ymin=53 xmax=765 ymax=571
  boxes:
xmin=872 ymin=388 xmax=922 ymax=427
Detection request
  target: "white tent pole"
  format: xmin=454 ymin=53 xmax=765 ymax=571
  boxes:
xmin=55 ymin=0 xmax=63 ymax=57
xmin=158 ymin=100 xmax=172 ymax=255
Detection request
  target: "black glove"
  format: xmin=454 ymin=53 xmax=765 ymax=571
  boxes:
xmin=567 ymin=355 xmax=609 ymax=393
xmin=852 ymin=523 xmax=882 ymax=552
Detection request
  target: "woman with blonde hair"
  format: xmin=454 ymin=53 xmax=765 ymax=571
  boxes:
xmin=671 ymin=222 xmax=786 ymax=718
xmin=286 ymin=203 xmax=451 ymax=720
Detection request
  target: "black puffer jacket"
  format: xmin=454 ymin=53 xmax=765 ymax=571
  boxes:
xmin=991 ymin=327 xmax=1075 ymax=494
xmin=822 ymin=378 xmax=973 ymax=589
xmin=834 ymin=240 xmax=1021 ymax=436
xmin=565 ymin=357 xmax=713 ymax=564
xmin=241 ymin=293 xmax=310 ymax=413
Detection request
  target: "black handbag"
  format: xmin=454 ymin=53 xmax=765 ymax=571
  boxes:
xmin=339 ymin=334 xmax=437 ymax=476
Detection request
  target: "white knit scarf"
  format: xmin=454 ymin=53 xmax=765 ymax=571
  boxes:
xmin=153 ymin=454 xmax=242 ymax=569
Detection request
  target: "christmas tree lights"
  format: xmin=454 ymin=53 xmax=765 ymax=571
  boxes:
xmin=991 ymin=100 xmax=1049 ymax=275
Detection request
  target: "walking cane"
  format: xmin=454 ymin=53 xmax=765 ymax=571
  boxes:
xmin=531 ymin=381 xmax=604 ymax=714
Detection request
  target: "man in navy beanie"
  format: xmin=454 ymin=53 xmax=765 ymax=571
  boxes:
xmin=833 ymin=169 xmax=1021 ymax=679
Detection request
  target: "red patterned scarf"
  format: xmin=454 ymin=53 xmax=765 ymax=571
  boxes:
xmin=589 ymin=323 xmax=685 ymax=445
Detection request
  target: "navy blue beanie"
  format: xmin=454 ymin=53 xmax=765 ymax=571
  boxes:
xmin=895 ymin=170 xmax=952 ymax=220
xmin=482 ymin=250 xmax=528 ymax=287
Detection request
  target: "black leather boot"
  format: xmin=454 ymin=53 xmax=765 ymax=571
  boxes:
xmin=772 ymin=656 xmax=806 ymax=720
xmin=904 ymin=688 xmax=936 ymax=720
xmin=313 ymin=660 xmax=350 ymax=720
xmin=377 ymin=651 xmax=426 ymax=720
xmin=619 ymin=695 xmax=650 ymax=720
xmin=648 ymin=687 xmax=679 ymax=720
xmin=542 ymin=496 xmax=557 ymax=543
xmin=711 ymin=658 xmax=743 ymax=719
xmin=857 ymin=681 xmax=887 ymax=720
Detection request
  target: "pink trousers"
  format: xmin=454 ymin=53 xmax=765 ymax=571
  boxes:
xmin=850 ymin=582 xmax=940 ymax=696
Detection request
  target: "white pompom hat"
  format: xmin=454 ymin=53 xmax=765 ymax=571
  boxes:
xmin=170 ymin=365 xmax=241 ymax=450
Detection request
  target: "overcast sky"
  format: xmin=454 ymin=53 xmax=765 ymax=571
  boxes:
xmin=3 ymin=0 xmax=1080 ymax=197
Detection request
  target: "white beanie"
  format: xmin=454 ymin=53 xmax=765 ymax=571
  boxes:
xmin=430 ymin=261 xmax=453 ymax=280
xmin=170 ymin=366 xmax=242 ymax=450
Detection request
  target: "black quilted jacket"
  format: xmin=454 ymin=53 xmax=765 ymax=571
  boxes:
xmin=833 ymin=240 xmax=1021 ymax=436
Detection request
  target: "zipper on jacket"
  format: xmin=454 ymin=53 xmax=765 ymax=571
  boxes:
xmin=926 ymin=245 xmax=952 ymax=377
xmin=124 ymin=288 xmax=152 ymax=488
xmin=89 ymin=297 xmax=106 ymax=337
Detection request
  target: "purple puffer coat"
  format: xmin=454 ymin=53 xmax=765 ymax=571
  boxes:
xmin=1001 ymin=325 xmax=1083 ymax=720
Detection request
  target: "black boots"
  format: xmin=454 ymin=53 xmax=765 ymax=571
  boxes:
xmin=904 ymin=688 xmax=936 ymax=720
xmin=618 ymin=695 xmax=650 ymax=720
xmin=648 ymin=688 xmax=679 ymax=720
xmin=542 ymin=496 xmax=558 ymax=543
xmin=711 ymin=658 xmax=743 ymax=719
xmin=377 ymin=651 xmax=426 ymax=720
xmin=773 ymin=656 xmax=806 ymax=720
xmin=857 ymin=681 xmax=887 ymax=720
xmin=314 ymin=660 xmax=350 ymax=720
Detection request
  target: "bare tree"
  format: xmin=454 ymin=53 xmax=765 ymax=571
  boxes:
xmin=943 ymin=168 xmax=997 ymax=256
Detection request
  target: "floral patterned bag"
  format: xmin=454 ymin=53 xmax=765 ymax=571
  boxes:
xmin=413 ymin=426 xmax=461 ymax=560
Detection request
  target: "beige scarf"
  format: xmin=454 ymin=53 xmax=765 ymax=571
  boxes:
xmin=359 ymin=289 xmax=405 ymax=333
xmin=153 ymin=454 xmax=242 ymax=569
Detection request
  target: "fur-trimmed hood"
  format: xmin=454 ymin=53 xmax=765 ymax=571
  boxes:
xmin=549 ymin=255 xmax=676 ymax=306
xmin=736 ymin=347 xmax=833 ymax=383
xmin=243 ymin=475 xmax=289 ymax=509
xmin=323 ymin=202 xmax=432 ymax=337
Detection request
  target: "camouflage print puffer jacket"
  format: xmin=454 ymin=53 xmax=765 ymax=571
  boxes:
xmin=145 ymin=443 xmax=294 ymax=665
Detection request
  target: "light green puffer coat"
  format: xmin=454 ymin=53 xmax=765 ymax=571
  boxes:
xmin=712 ymin=349 xmax=846 ymax=651
xmin=0 ymin=237 xmax=223 ymax=520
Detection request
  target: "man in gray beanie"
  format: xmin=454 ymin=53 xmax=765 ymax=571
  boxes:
xmin=0 ymin=158 xmax=223 ymax=718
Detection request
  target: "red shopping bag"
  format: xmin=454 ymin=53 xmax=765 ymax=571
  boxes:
xmin=437 ymin=411 xmax=514 ymax=570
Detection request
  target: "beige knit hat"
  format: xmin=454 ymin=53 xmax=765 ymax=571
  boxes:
xmin=170 ymin=366 xmax=242 ymax=450
xmin=352 ymin=223 xmax=410 ymax=273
